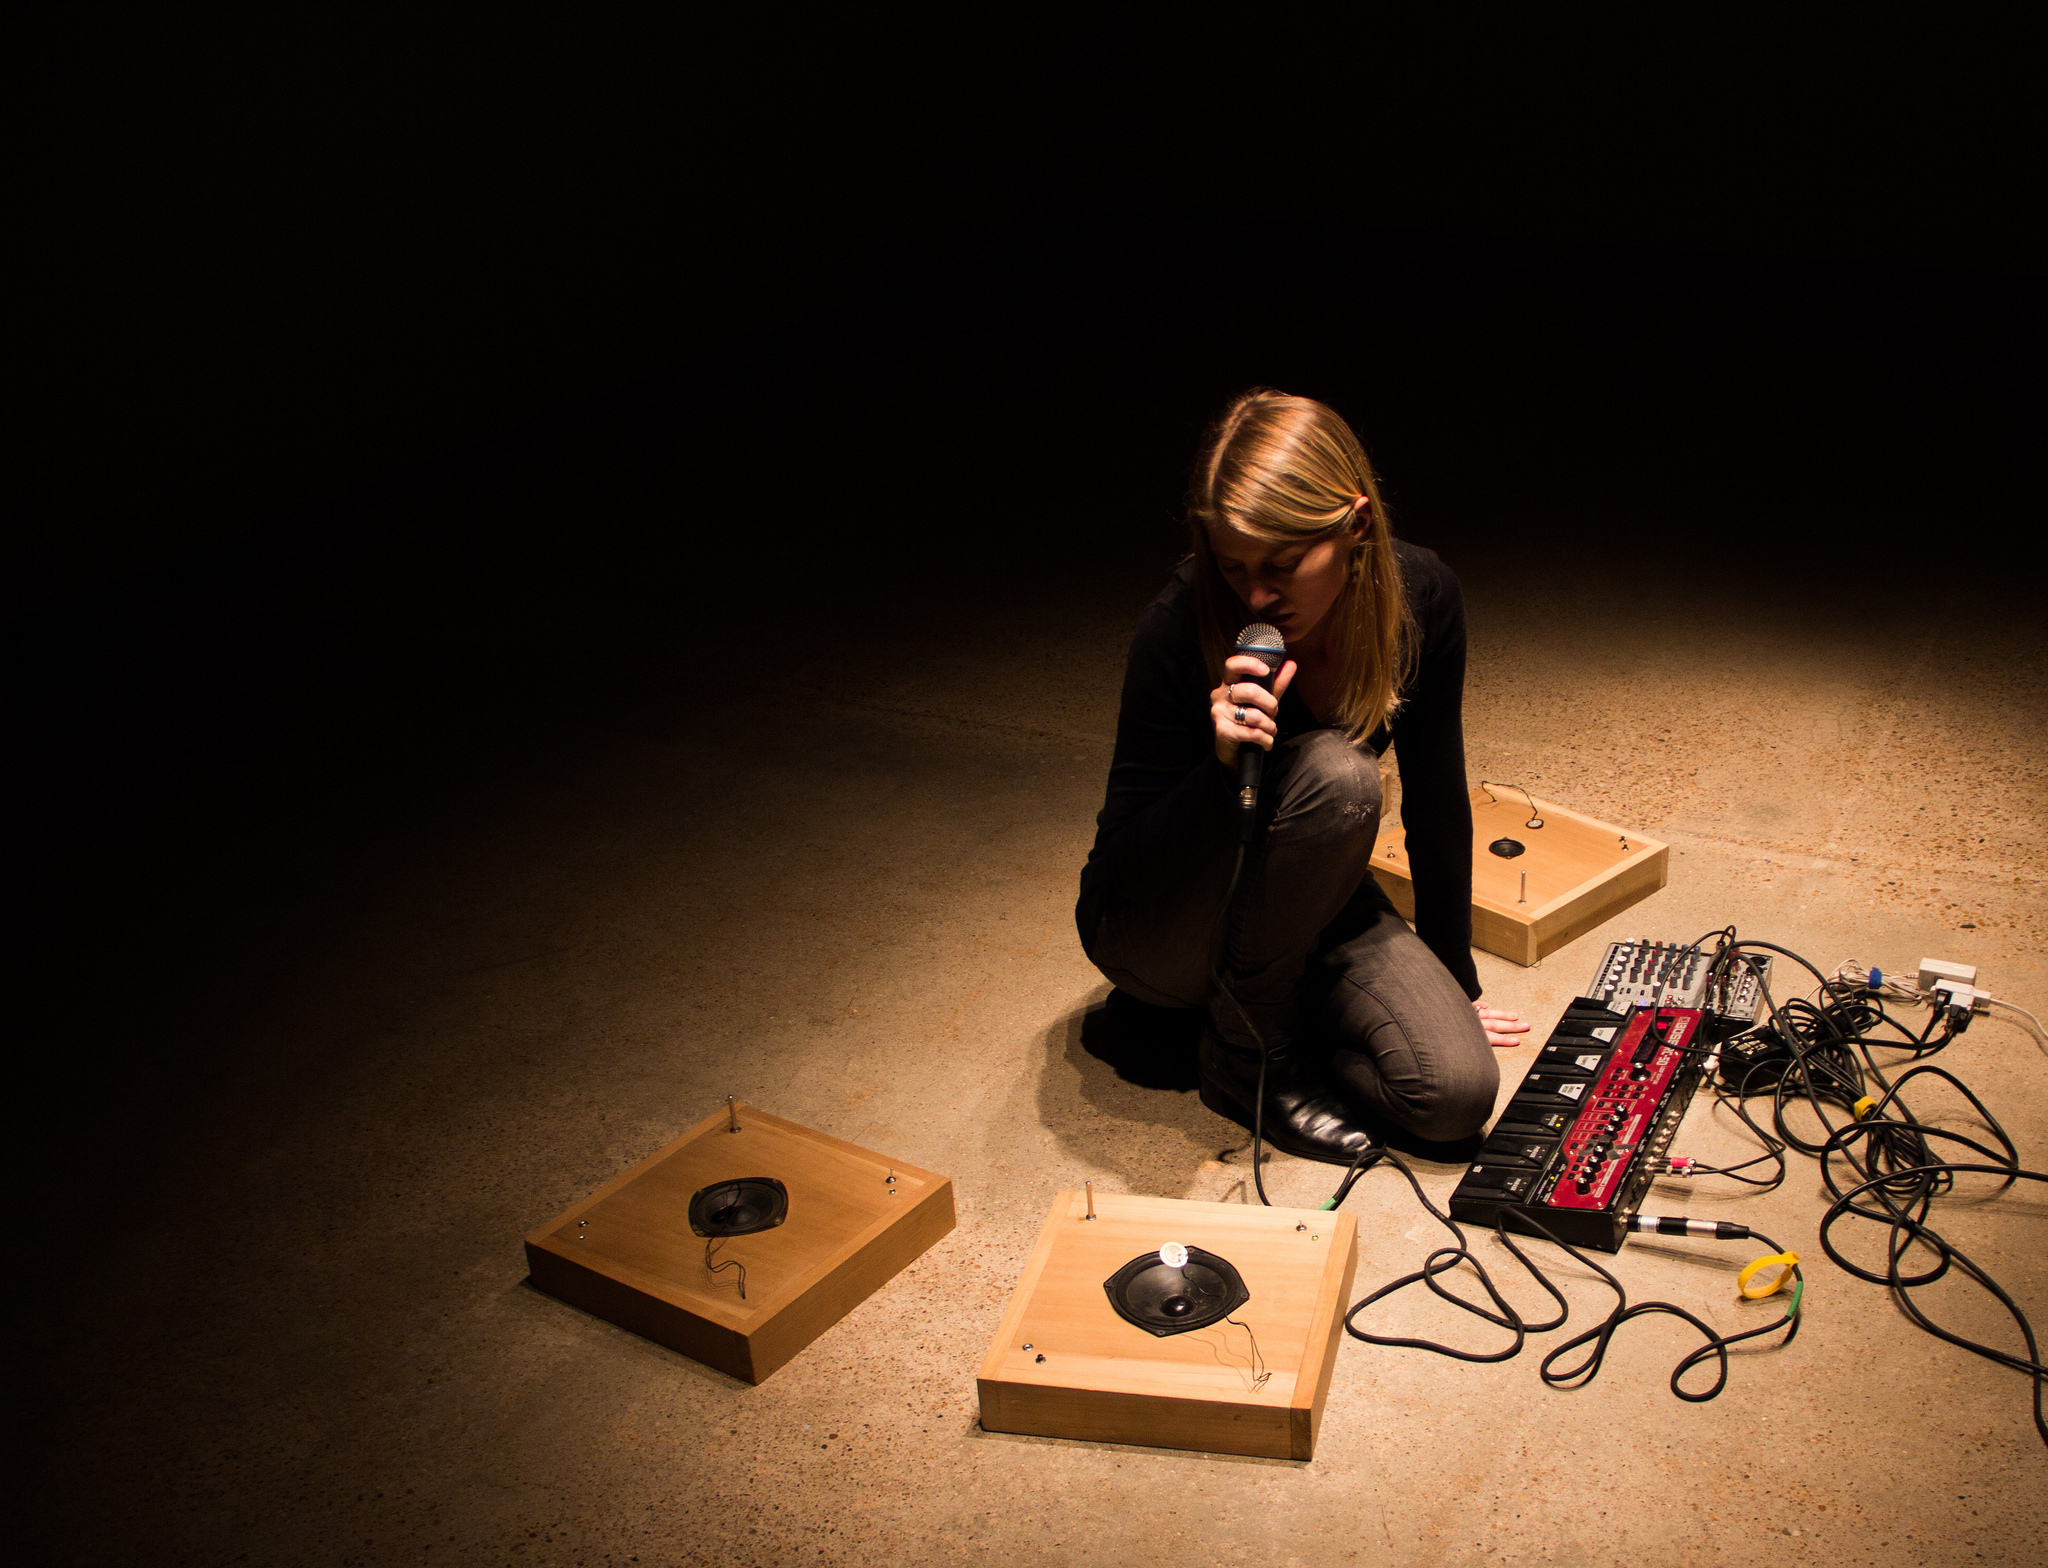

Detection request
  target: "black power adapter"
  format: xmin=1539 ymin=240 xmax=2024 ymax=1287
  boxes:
xmin=1716 ymin=1028 xmax=1794 ymax=1091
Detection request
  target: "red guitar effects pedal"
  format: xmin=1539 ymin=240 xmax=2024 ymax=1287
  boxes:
xmin=1449 ymin=997 xmax=1706 ymax=1251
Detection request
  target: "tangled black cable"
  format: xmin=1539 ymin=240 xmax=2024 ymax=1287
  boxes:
xmin=1818 ymin=1118 xmax=2047 ymax=1446
xmin=1680 ymin=934 xmax=2046 ymax=1449
xmin=1342 ymin=1154 xmax=1801 ymax=1403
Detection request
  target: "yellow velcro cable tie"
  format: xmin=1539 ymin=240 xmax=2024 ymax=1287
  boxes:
xmin=1852 ymin=1094 xmax=1877 ymax=1119
xmin=1738 ymin=1251 xmax=1799 ymax=1299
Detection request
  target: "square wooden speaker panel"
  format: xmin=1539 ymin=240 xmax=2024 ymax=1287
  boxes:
xmin=1372 ymin=787 xmax=1669 ymax=967
xmin=978 ymin=1191 xmax=1358 ymax=1461
xmin=524 ymin=1102 xmax=954 ymax=1384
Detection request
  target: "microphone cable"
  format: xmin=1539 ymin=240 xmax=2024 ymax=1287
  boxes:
xmin=1208 ymin=842 xmax=1389 ymax=1213
xmin=1210 ymin=841 xmax=1274 ymax=1207
xmin=1205 ymin=620 xmax=1387 ymax=1212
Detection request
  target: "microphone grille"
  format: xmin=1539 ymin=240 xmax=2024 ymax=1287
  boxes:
xmin=1236 ymin=622 xmax=1285 ymax=653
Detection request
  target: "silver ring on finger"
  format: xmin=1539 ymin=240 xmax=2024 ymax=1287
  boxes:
xmin=1234 ymin=706 xmax=1248 ymax=725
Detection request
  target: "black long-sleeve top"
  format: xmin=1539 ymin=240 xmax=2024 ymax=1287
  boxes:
xmin=1079 ymin=540 xmax=1481 ymax=999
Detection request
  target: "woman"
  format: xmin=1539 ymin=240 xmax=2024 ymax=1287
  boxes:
xmin=1076 ymin=389 xmax=1526 ymax=1164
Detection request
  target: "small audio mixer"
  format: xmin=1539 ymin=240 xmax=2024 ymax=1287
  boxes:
xmin=1449 ymin=998 xmax=1706 ymax=1251
xmin=1590 ymin=937 xmax=1771 ymax=1026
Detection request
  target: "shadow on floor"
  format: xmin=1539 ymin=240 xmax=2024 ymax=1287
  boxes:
xmin=1034 ymin=990 xmax=1234 ymax=1200
xmin=1078 ymin=989 xmax=1204 ymax=1092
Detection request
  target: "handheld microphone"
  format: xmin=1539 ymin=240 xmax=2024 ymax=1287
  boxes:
xmin=1232 ymin=623 xmax=1286 ymax=843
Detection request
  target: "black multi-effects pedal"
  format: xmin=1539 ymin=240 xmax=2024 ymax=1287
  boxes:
xmin=1450 ymin=996 xmax=1704 ymax=1251
xmin=1448 ymin=936 xmax=1774 ymax=1252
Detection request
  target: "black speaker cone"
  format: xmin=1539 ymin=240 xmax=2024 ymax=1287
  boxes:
xmin=1489 ymin=837 xmax=1526 ymax=858
xmin=688 ymin=1177 xmax=789 ymax=1237
xmin=1103 ymin=1246 xmax=1249 ymax=1336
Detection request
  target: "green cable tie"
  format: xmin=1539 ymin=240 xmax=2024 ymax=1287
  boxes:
xmin=1785 ymin=1279 xmax=1804 ymax=1318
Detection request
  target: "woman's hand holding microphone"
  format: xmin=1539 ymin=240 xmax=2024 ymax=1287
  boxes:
xmin=1211 ymin=653 xmax=1297 ymax=768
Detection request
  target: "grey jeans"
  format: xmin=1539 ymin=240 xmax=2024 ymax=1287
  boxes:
xmin=1081 ymin=731 xmax=1497 ymax=1142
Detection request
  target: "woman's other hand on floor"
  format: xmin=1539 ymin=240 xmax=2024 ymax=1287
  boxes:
xmin=1473 ymin=1002 xmax=1530 ymax=1047
xmin=1211 ymin=655 xmax=1296 ymax=766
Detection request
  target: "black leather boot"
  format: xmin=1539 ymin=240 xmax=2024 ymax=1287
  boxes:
xmin=1198 ymin=1028 xmax=1381 ymax=1167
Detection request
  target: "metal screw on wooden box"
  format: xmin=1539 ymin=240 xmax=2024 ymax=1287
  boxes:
xmin=1373 ymin=789 xmax=1670 ymax=967
xmin=524 ymin=1100 xmax=954 ymax=1383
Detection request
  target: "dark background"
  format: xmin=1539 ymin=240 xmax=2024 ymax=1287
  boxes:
xmin=12 ymin=12 xmax=2043 ymax=1042
xmin=18 ymin=13 xmax=2043 ymax=590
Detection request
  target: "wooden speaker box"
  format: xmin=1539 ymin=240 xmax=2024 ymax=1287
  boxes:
xmin=978 ymin=1191 xmax=1358 ymax=1460
xmin=525 ymin=1102 xmax=954 ymax=1384
xmin=1372 ymin=787 xmax=1668 ymax=966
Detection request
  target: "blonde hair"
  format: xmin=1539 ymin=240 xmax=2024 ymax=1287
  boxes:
xmin=1188 ymin=388 xmax=1415 ymax=742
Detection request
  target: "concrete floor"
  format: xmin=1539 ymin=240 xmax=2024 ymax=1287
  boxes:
xmin=21 ymin=533 xmax=2046 ymax=1565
